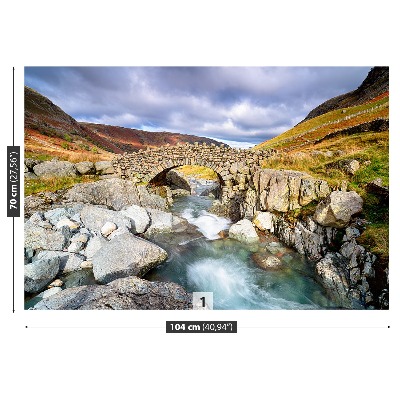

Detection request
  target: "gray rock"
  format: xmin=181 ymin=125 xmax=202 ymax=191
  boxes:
xmin=29 ymin=211 xmax=45 ymax=224
xmin=63 ymin=178 xmax=167 ymax=211
xmin=24 ymin=222 xmax=68 ymax=251
xmin=24 ymin=248 xmax=34 ymax=264
xmin=101 ymin=221 xmax=117 ymax=237
xmin=24 ymin=192 xmax=59 ymax=217
xmin=343 ymin=226 xmax=361 ymax=241
xmin=314 ymin=191 xmax=363 ymax=228
xmin=80 ymin=261 xmax=93 ymax=269
xmin=33 ymin=250 xmax=85 ymax=273
xmin=343 ymin=160 xmax=360 ymax=175
xmin=36 ymin=287 xmax=63 ymax=299
xmin=108 ymin=227 xmax=131 ymax=240
xmin=25 ymin=287 xmax=63 ymax=309
xmin=95 ymin=161 xmax=114 ymax=175
xmin=32 ymin=276 xmax=192 ymax=310
xmin=44 ymin=208 xmax=70 ymax=226
xmin=67 ymin=241 xmax=85 ymax=253
xmin=253 ymin=169 xmax=330 ymax=212
xmin=80 ymin=205 xmax=133 ymax=233
xmin=253 ymin=212 xmax=274 ymax=231
xmin=120 ymin=205 xmax=150 ymax=234
xmin=28 ymin=212 xmax=53 ymax=229
xmin=137 ymin=185 xmax=168 ymax=210
xmin=48 ymin=279 xmax=63 ymax=288
xmin=85 ymin=235 xmax=108 ymax=259
xmin=145 ymin=208 xmax=173 ymax=235
xmin=24 ymin=258 xmax=60 ymax=293
xmin=253 ymin=254 xmax=282 ymax=269
xmin=62 ymin=269 xmax=96 ymax=289
xmin=33 ymin=161 xmax=77 ymax=177
xmin=228 ymin=219 xmax=259 ymax=244
xmin=56 ymin=218 xmax=80 ymax=231
xmin=315 ymin=252 xmax=351 ymax=308
xmin=44 ymin=206 xmax=84 ymax=226
xmin=70 ymin=233 xmax=89 ymax=244
xmin=327 ymin=159 xmax=360 ymax=175
xmin=75 ymin=161 xmax=95 ymax=175
xmin=92 ymin=232 xmax=168 ymax=284
xmin=25 ymin=172 xmax=38 ymax=179
xmin=25 ymin=158 xmax=41 ymax=171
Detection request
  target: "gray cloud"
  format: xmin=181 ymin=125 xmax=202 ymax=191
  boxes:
xmin=25 ymin=66 xmax=371 ymax=146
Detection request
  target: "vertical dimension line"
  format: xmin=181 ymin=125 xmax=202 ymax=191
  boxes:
xmin=13 ymin=218 xmax=15 ymax=313
xmin=12 ymin=67 xmax=15 ymax=312
xmin=13 ymin=67 xmax=15 ymax=145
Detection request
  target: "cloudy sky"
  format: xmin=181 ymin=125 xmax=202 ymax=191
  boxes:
xmin=25 ymin=66 xmax=371 ymax=148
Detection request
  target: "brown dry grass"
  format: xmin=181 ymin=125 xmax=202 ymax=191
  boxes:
xmin=25 ymin=128 xmax=114 ymax=162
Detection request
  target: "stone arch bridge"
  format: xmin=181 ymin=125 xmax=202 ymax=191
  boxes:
xmin=113 ymin=142 xmax=276 ymax=218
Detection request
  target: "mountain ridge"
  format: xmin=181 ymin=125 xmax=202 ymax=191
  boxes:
xmin=24 ymin=86 xmax=226 ymax=161
xmin=300 ymin=66 xmax=388 ymax=123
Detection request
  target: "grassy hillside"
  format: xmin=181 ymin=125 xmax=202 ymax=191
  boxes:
xmin=255 ymin=92 xmax=388 ymax=152
xmin=254 ymin=91 xmax=389 ymax=261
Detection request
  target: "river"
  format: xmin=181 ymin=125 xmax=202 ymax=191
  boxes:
xmin=145 ymin=194 xmax=338 ymax=310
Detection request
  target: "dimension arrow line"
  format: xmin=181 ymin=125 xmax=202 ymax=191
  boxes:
xmin=12 ymin=67 xmax=15 ymax=313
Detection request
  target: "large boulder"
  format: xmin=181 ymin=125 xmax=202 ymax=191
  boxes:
xmin=92 ymin=232 xmax=168 ymax=284
xmin=313 ymin=191 xmax=363 ymax=228
xmin=24 ymin=258 xmax=60 ymax=293
xmin=33 ymin=250 xmax=85 ymax=273
xmin=33 ymin=161 xmax=77 ymax=178
xmin=44 ymin=206 xmax=83 ymax=226
xmin=24 ymin=222 xmax=68 ymax=251
xmin=95 ymin=161 xmax=114 ymax=175
xmin=75 ymin=161 xmax=95 ymax=175
xmin=145 ymin=208 xmax=173 ymax=235
xmin=253 ymin=211 xmax=274 ymax=231
xmin=32 ymin=276 xmax=192 ymax=310
xmin=85 ymin=235 xmax=108 ymax=259
xmin=120 ymin=205 xmax=151 ymax=234
xmin=315 ymin=252 xmax=351 ymax=308
xmin=326 ymin=159 xmax=360 ymax=175
xmin=228 ymin=219 xmax=259 ymax=244
xmin=253 ymin=169 xmax=330 ymax=212
xmin=80 ymin=205 xmax=133 ymax=233
xmin=63 ymin=178 xmax=167 ymax=210
xmin=137 ymin=185 xmax=168 ymax=210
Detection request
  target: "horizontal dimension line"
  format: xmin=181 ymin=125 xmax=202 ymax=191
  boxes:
xmin=240 ymin=326 xmax=390 ymax=329
xmin=26 ymin=326 xmax=164 ymax=329
xmin=25 ymin=326 xmax=390 ymax=329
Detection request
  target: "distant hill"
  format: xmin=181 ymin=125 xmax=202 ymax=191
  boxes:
xmin=24 ymin=86 xmax=226 ymax=161
xmin=80 ymin=122 xmax=225 ymax=153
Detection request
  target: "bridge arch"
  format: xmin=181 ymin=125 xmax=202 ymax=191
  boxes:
xmin=112 ymin=142 xmax=276 ymax=209
xmin=148 ymin=164 xmax=224 ymax=193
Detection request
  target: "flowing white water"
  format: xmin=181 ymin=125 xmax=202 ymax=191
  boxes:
xmin=181 ymin=208 xmax=231 ymax=240
xmin=145 ymin=195 xmax=337 ymax=310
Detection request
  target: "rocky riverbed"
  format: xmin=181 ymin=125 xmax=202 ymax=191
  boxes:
xmin=24 ymin=172 xmax=387 ymax=310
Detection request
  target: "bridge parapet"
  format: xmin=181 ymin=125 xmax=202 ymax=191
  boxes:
xmin=112 ymin=143 xmax=276 ymax=185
